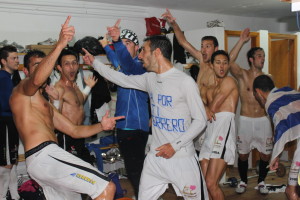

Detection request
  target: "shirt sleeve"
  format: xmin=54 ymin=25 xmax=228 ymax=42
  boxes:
xmin=103 ymin=45 xmax=119 ymax=69
xmin=113 ymin=41 xmax=146 ymax=75
xmin=170 ymin=78 xmax=207 ymax=151
xmin=93 ymin=59 xmax=148 ymax=92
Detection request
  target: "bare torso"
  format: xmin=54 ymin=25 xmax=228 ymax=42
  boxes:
xmin=206 ymin=76 xmax=239 ymax=113
xmin=56 ymin=80 xmax=85 ymax=125
xmin=10 ymin=80 xmax=57 ymax=152
xmin=197 ymin=63 xmax=215 ymax=105
xmin=237 ymin=69 xmax=266 ymax=117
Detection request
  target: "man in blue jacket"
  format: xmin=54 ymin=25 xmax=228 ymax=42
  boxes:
xmin=100 ymin=20 xmax=149 ymax=199
xmin=0 ymin=45 xmax=20 ymax=200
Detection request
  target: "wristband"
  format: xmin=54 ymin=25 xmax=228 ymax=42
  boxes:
xmin=82 ymin=86 xmax=91 ymax=95
xmin=53 ymin=100 xmax=60 ymax=109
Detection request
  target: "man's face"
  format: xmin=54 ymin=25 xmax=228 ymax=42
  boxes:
xmin=122 ymin=39 xmax=138 ymax=58
xmin=28 ymin=56 xmax=43 ymax=75
xmin=213 ymin=54 xmax=229 ymax=78
xmin=58 ymin=55 xmax=79 ymax=82
xmin=201 ymin=40 xmax=217 ymax=63
xmin=2 ymin=52 xmax=19 ymax=74
xmin=138 ymin=41 xmax=156 ymax=72
xmin=251 ymin=49 xmax=265 ymax=69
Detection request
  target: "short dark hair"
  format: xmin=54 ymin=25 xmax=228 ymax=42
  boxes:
xmin=23 ymin=50 xmax=46 ymax=70
xmin=202 ymin=36 xmax=219 ymax=47
xmin=211 ymin=50 xmax=230 ymax=64
xmin=0 ymin=45 xmax=17 ymax=67
xmin=247 ymin=47 xmax=264 ymax=66
xmin=253 ymin=75 xmax=275 ymax=92
xmin=143 ymin=35 xmax=172 ymax=61
xmin=57 ymin=48 xmax=79 ymax=66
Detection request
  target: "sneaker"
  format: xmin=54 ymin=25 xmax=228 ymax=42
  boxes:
xmin=38 ymin=38 xmax=57 ymax=45
xmin=258 ymin=181 xmax=269 ymax=194
xmin=235 ymin=181 xmax=247 ymax=194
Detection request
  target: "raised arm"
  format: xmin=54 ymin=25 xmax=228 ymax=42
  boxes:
xmin=162 ymin=9 xmax=203 ymax=63
xmin=107 ymin=19 xmax=145 ymax=74
xmin=82 ymin=48 xmax=148 ymax=92
xmin=54 ymin=108 xmax=124 ymax=138
xmin=82 ymin=75 xmax=98 ymax=101
xmin=229 ymin=28 xmax=250 ymax=78
xmin=21 ymin=16 xmax=74 ymax=96
xmin=100 ymin=35 xmax=120 ymax=69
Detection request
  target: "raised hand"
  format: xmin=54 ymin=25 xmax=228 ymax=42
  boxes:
xmin=107 ymin=19 xmax=121 ymax=42
xmin=84 ymin=75 xmax=98 ymax=88
xmin=82 ymin=48 xmax=95 ymax=66
xmin=99 ymin=34 xmax=110 ymax=48
xmin=57 ymin=16 xmax=75 ymax=49
xmin=101 ymin=111 xmax=125 ymax=131
xmin=240 ymin=28 xmax=250 ymax=43
xmin=45 ymin=85 xmax=59 ymax=100
xmin=161 ymin=8 xmax=176 ymax=24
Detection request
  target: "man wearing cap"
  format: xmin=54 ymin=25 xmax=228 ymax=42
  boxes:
xmin=100 ymin=20 xmax=149 ymax=199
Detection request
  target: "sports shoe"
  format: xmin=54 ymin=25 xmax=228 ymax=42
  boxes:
xmin=235 ymin=181 xmax=247 ymax=194
xmin=37 ymin=38 xmax=57 ymax=45
xmin=258 ymin=181 xmax=269 ymax=194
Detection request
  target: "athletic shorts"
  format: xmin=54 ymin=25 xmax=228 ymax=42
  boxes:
xmin=289 ymin=139 xmax=300 ymax=186
xmin=139 ymin=152 xmax=208 ymax=200
xmin=237 ymin=116 xmax=273 ymax=155
xmin=25 ymin=141 xmax=110 ymax=200
xmin=56 ymin=130 xmax=93 ymax=164
xmin=199 ymin=112 xmax=236 ymax=165
xmin=0 ymin=116 xmax=19 ymax=165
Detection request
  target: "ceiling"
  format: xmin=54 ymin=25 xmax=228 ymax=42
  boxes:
xmin=78 ymin=0 xmax=295 ymax=19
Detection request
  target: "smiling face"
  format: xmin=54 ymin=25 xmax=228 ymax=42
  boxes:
xmin=57 ymin=55 xmax=79 ymax=83
xmin=212 ymin=54 xmax=229 ymax=78
xmin=201 ymin=40 xmax=217 ymax=63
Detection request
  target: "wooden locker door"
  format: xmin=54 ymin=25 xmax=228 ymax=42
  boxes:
xmin=269 ymin=39 xmax=294 ymax=88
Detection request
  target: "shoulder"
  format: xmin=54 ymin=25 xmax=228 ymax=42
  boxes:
xmin=223 ymin=76 xmax=238 ymax=87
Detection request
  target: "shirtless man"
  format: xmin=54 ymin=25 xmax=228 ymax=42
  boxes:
xmin=162 ymin=8 xmax=219 ymax=151
xmin=230 ymin=28 xmax=273 ymax=194
xmin=46 ymin=48 xmax=97 ymax=164
xmin=9 ymin=16 xmax=123 ymax=200
xmin=162 ymin=8 xmax=218 ymax=105
xmin=199 ymin=50 xmax=239 ymax=200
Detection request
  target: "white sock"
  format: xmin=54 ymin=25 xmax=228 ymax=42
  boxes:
xmin=9 ymin=165 xmax=20 ymax=199
xmin=0 ymin=166 xmax=10 ymax=199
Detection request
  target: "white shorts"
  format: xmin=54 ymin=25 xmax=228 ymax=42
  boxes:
xmin=289 ymin=139 xmax=300 ymax=186
xmin=199 ymin=112 xmax=236 ymax=165
xmin=139 ymin=152 xmax=208 ymax=200
xmin=237 ymin=116 xmax=273 ymax=155
xmin=25 ymin=141 xmax=109 ymax=200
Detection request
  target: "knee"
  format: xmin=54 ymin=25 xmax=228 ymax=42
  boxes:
xmin=238 ymin=154 xmax=249 ymax=161
xmin=285 ymin=185 xmax=298 ymax=200
xmin=205 ymin=177 xmax=217 ymax=191
xmin=260 ymin=153 xmax=271 ymax=162
xmin=108 ymin=181 xmax=116 ymax=192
